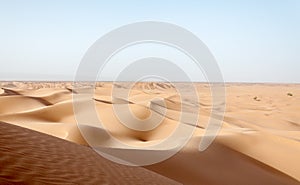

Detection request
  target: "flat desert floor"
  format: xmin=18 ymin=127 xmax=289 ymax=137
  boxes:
xmin=0 ymin=82 xmax=299 ymax=185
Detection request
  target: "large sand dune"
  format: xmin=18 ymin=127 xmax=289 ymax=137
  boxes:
xmin=0 ymin=82 xmax=299 ymax=184
xmin=0 ymin=121 xmax=179 ymax=184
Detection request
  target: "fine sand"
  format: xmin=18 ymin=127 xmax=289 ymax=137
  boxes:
xmin=0 ymin=82 xmax=299 ymax=185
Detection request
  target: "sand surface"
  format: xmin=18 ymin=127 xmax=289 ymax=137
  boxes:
xmin=0 ymin=121 xmax=178 ymax=184
xmin=0 ymin=82 xmax=299 ymax=184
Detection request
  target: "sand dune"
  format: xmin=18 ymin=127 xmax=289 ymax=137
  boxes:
xmin=0 ymin=121 xmax=179 ymax=184
xmin=0 ymin=82 xmax=299 ymax=184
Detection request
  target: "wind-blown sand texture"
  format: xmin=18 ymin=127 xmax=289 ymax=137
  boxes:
xmin=0 ymin=82 xmax=299 ymax=185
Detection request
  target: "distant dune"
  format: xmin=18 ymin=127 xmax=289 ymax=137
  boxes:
xmin=0 ymin=82 xmax=299 ymax=184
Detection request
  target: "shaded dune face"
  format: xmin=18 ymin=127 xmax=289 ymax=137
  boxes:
xmin=0 ymin=82 xmax=300 ymax=184
xmin=147 ymin=137 xmax=300 ymax=185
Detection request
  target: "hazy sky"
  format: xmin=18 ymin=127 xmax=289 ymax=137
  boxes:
xmin=0 ymin=0 xmax=299 ymax=82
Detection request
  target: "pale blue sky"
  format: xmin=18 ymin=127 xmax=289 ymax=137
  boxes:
xmin=0 ymin=0 xmax=299 ymax=82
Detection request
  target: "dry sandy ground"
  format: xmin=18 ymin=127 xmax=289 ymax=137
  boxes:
xmin=0 ymin=82 xmax=299 ymax=185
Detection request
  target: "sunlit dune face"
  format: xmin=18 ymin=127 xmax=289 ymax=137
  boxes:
xmin=129 ymin=104 xmax=152 ymax=120
xmin=94 ymin=82 xmax=183 ymax=147
xmin=96 ymin=106 xmax=179 ymax=147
